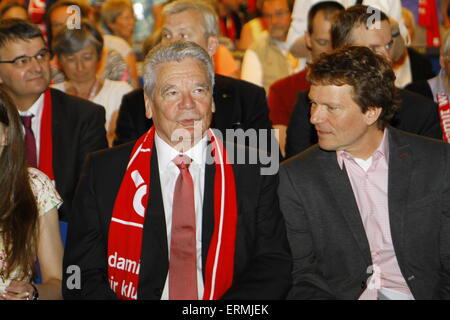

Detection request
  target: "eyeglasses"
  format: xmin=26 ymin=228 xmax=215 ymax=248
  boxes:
xmin=369 ymin=39 xmax=394 ymax=54
xmin=0 ymin=48 xmax=50 ymax=67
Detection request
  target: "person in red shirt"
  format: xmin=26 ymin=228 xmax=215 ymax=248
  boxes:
xmin=267 ymin=1 xmax=343 ymax=155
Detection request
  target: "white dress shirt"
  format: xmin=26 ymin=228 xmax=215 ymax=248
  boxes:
xmin=155 ymin=133 xmax=207 ymax=300
xmin=18 ymin=93 xmax=44 ymax=165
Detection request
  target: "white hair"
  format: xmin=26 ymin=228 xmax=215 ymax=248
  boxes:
xmin=143 ymin=41 xmax=215 ymax=97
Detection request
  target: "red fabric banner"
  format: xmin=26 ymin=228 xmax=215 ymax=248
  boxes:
xmin=418 ymin=0 xmax=441 ymax=47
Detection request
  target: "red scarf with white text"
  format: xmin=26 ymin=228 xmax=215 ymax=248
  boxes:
xmin=107 ymin=127 xmax=237 ymax=300
xmin=436 ymin=93 xmax=450 ymax=143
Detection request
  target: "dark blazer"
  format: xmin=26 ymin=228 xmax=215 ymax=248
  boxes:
xmin=62 ymin=140 xmax=292 ymax=300
xmin=405 ymin=80 xmax=434 ymax=101
xmin=50 ymin=88 xmax=108 ymax=221
xmin=408 ymin=47 xmax=435 ymax=83
xmin=279 ymin=128 xmax=450 ymax=300
xmin=285 ymin=88 xmax=443 ymax=158
xmin=114 ymin=74 xmax=273 ymax=146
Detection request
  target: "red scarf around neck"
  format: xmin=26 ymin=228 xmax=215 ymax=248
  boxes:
xmin=38 ymin=88 xmax=54 ymax=180
xmin=436 ymin=93 xmax=450 ymax=143
xmin=107 ymin=127 xmax=237 ymax=300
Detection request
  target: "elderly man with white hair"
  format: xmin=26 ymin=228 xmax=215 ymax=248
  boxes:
xmin=62 ymin=40 xmax=292 ymax=300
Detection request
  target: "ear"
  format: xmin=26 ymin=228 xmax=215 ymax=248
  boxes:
xmin=304 ymin=30 xmax=312 ymax=52
xmin=440 ymin=54 xmax=446 ymax=70
xmin=143 ymin=92 xmax=153 ymax=119
xmin=106 ymin=21 xmax=116 ymax=33
xmin=211 ymin=100 xmax=216 ymax=113
xmin=364 ymin=106 xmax=382 ymax=126
xmin=206 ymin=36 xmax=219 ymax=57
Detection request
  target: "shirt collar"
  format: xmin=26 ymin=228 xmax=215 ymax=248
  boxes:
xmin=155 ymin=132 xmax=208 ymax=170
xmin=336 ymin=129 xmax=389 ymax=170
xmin=18 ymin=93 xmax=44 ymax=117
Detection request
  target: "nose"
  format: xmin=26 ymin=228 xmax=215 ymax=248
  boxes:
xmin=75 ymin=59 xmax=85 ymax=72
xmin=29 ymin=56 xmax=43 ymax=73
xmin=180 ymin=92 xmax=195 ymax=109
xmin=310 ymin=104 xmax=326 ymax=125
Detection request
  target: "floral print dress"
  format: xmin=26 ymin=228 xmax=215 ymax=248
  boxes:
xmin=0 ymin=168 xmax=62 ymax=293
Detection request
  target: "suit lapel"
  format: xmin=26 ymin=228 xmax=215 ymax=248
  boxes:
xmin=138 ymin=147 xmax=169 ymax=299
xmin=50 ymin=90 xmax=63 ymax=182
xmin=213 ymin=75 xmax=237 ymax=130
xmin=202 ymin=157 xmax=215 ymax=279
xmin=319 ymin=151 xmax=372 ymax=265
xmin=387 ymin=129 xmax=412 ymax=261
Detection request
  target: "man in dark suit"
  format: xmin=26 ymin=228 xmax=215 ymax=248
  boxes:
xmin=390 ymin=18 xmax=435 ymax=88
xmin=114 ymin=0 xmax=275 ymax=156
xmin=62 ymin=41 xmax=291 ymax=300
xmin=285 ymin=5 xmax=442 ymax=158
xmin=0 ymin=19 xmax=107 ymax=221
xmin=279 ymin=45 xmax=450 ymax=300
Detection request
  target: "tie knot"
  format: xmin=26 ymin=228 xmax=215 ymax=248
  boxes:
xmin=173 ymin=154 xmax=192 ymax=170
xmin=20 ymin=115 xmax=34 ymax=129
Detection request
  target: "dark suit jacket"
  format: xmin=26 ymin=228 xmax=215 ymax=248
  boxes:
xmin=62 ymin=139 xmax=292 ymax=299
xmin=405 ymin=80 xmax=434 ymax=101
xmin=49 ymin=88 xmax=108 ymax=221
xmin=279 ymin=128 xmax=450 ymax=300
xmin=408 ymin=47 xmax=435 ymax=83
xmin=114 ymin=74 xmax=273 ymax=146
xmin=285 ymin=88 xmax=443 ymax=158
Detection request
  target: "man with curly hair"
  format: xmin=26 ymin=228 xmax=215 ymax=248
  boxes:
xmin=279 ymin=45 xmax=450 ymax=300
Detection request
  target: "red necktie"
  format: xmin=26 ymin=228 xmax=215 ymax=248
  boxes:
xmin=20 ymin=115 xmax=38 ymax=168
xmin=169 ymin=155 xmax=198 ymax=300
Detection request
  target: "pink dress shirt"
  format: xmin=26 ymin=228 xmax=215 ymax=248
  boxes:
xmin=337 ymin=130 xmax=414 ymax=300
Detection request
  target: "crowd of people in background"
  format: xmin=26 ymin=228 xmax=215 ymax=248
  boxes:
xmin=0 ymin=0 xmax=449 ymax=301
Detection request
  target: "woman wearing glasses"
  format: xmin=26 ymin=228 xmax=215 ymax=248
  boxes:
xmin=0 ymin=88 xmax=63 ymax=300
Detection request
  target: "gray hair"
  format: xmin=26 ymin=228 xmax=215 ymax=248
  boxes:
xmin=143 ymin=41 xmax=215 ymax=97
xmin=52 ymin=19 xmax=103 ymax=57
xmin=101 ymin=0 xmax=133 ymax=33
xmin=163 ymin=0 xmax=218 ymax=37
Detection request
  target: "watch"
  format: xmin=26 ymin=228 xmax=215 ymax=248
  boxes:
xmin=30 ymin=283 xmax=39 ymax=300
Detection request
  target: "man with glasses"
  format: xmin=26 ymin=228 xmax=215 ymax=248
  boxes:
xmin=285 ymin=5 xmax=442 ymax=158
xmin=0 ymin=19 xmax=108 ymax=222
xmin=114 ymin=0 xmax=278 ymax=161
xmin=241 ymin=0 xmax=299 ymax=93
